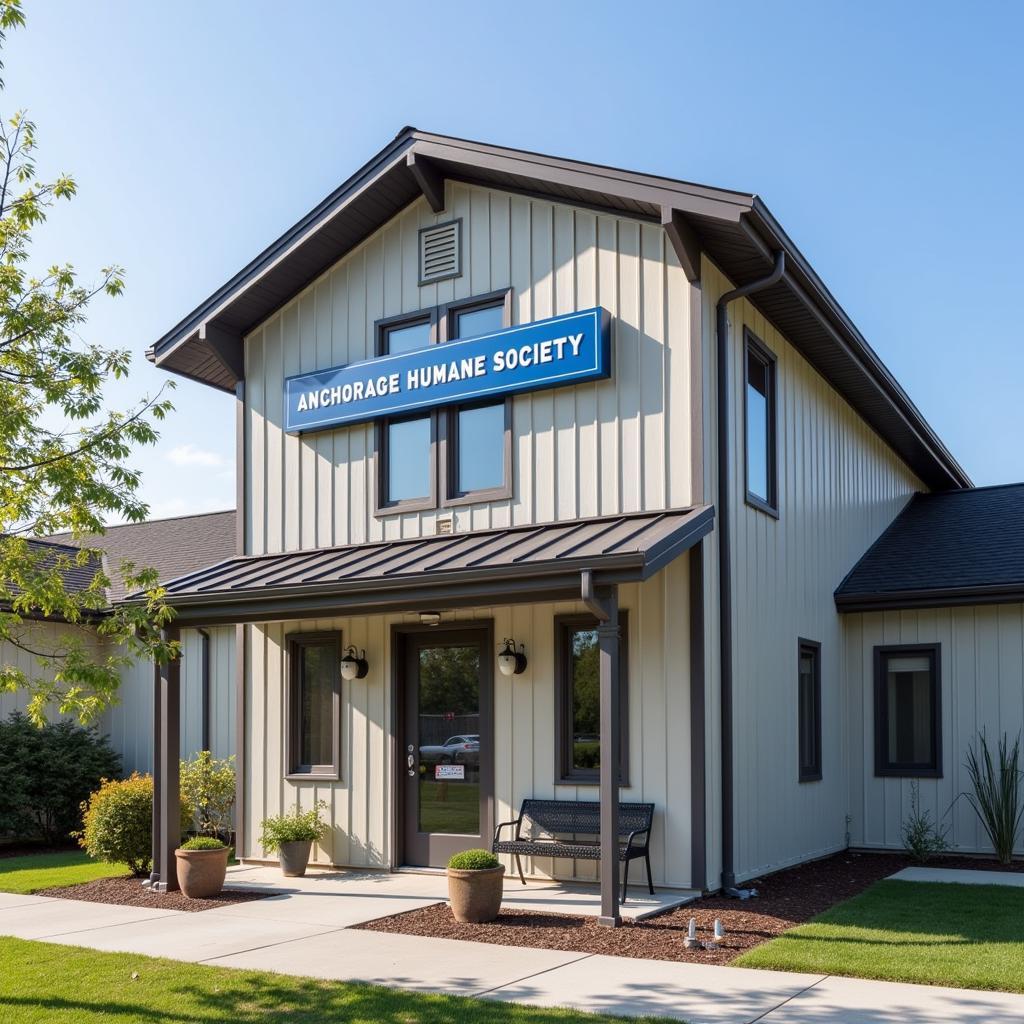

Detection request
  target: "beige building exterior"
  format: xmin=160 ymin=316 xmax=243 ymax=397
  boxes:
xmin=127 ymin=129 xmax=1021 ymax=919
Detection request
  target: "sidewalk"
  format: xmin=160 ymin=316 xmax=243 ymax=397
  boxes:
xmin=1 ymin=873 xmax=1022 ymax=1024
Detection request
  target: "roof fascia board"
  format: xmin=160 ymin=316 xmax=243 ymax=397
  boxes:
xmin=836 ymin=584 xmax=1024 ymax=613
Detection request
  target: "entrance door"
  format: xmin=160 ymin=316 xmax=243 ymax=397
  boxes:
xmin=400 ymin=626 xmax=492 ymax=867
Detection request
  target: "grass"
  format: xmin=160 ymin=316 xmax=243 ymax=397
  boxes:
xmin=0 ymin=936 xmax=672 ymax=1023
xmin=418 ymin=780 xmax=480 ymax=835
xmin=0 ymin=851 xmax=128 ymax=895
xmin=736 ymin=879 xmax=1024 ymax=993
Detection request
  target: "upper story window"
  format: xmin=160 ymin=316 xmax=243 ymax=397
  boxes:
xmin=744 ymin=330 xmax=778 ymax=516
xmin=375 ymin=291 xmax=512 ymax=514
xmin=874 ymin=644 xmax=941 ymax=777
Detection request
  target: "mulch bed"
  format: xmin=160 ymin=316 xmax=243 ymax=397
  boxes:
xmin=357 ymin=850 xmax=1023 ymax=965
xmin=35 ymin=875 xmax=271 ymax=913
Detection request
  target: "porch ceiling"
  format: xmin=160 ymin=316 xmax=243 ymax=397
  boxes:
xmin=128 ymin=506 xmax=713 ymax=626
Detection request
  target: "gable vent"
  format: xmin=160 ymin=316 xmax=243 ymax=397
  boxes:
xmin=419 ymin=219 xmax=462 ymax=286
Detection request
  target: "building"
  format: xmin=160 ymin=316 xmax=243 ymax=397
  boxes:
xmin=1 ymin=511 xmax=236 ymax=773
xmin=137 ymin=128 xmax=1021 ymax=924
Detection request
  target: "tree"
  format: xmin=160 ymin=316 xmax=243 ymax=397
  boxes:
xmin=0 ymin=1 xmax=177 ymax=724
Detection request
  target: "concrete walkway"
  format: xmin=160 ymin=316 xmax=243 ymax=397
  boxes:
xmin=0 ymin=867 xmax=1022 ymax=1023
xmin=890 ymin=865 xmax=1024 ymax=887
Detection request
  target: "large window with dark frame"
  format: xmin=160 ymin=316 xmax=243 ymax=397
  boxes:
xmin=744 ymin=330 xmax=778 ymax=515
xmin=554 ymin=613 xmax=629 ymax=785
xmin=375 ymin=292 xmax=511 ymax=511
xmin=286 ymin=632 xmax=341 ymax=779
xmin=798 ymin=639 xmax=822 ymax=782
xmin=874 ymin=644 xmax=941 ymax=777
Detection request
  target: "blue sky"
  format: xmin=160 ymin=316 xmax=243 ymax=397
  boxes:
xmin=9 ymin=1 xmax=1022 ymax=518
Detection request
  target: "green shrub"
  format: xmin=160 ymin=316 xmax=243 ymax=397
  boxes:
xmin=180 ymin=751 xmax=235 ymax=842
xmin=179 ymin=836 xmax=226 ymax=851
xmin=448 ymin=848 xmax=500 ymax=871
xmin=0 ymin=711 xmax=122 ymax=843
xmin=76 ymin=773 xmax=192 ymax=876
xmin=965 ymin=731 xmax=1023 ymax=864
xmin=901 ymin=780 xmax=949 ymax=863
xmin=258 ymin=801 xmax=329 ymax=852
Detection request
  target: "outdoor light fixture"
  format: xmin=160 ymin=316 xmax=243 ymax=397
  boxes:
xmin=497 ymin=638 xmax=528 ymax=676
xmin=339 ymin=646 xmax=369 ymax=680
xmin=419 ymin=611 xmax=442 ymax=627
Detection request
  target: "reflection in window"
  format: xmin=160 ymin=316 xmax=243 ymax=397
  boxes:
xmin=455 ymin=303 xmax=504 ymax=340
xmin=456 ymin=402 xmax=504 ymax=493
xmin=745 ymin=337 xmax=776 ymax=509
xmin=387 ymin=416 xmax=431 ymax=502
xmin=879 ymin=651 xmax=938 ymax=772
xmin=288 ymin=634 xmax=339 ymax=776
xmin=385 ymin=319 xmax=431 ymax=354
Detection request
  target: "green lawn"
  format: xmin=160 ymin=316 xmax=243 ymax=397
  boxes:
xmin=418 ymin=780 xmax=480 ymax=835
xmin=737 ymin=879 xmax=1024 ymax=993
xmin=0 ymin=851 xmax=128 ymax=895
xmin=0 ymin=936 xmax=671 ymax=1023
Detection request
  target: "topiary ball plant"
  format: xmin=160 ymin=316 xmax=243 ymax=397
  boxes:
xmin=448 ymin=848 xmax=500 ymax=871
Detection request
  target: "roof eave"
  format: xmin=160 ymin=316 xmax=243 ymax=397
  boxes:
xmin=835 ymin=582 xmax=1024 ymax=613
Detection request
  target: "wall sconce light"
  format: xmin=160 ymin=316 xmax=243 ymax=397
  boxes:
xmin=419 ymin=611 xmax=442 ymax=627
xmin=340 ymin=645 xmax=369 ymax=680
xmin=497 ymin=638 xmax=528 ymax=676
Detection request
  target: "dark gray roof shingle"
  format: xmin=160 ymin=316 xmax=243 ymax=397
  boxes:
xmin=835 ymin=484 xmax=1024 ymax=610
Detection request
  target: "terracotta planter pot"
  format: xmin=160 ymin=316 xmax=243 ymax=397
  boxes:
xmin=174 ymin=846 xmax=228 ymax=899
xmin=278 ymin=839 xmax=313 ymax=877
xmin=447 ymin=864 xmax=505 ymax=923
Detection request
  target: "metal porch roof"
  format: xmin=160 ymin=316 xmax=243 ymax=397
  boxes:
xmin=137 ymin=506 xmax=714 ymax=626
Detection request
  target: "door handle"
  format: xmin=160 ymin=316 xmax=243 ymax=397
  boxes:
xmin=407 ymin=754 xmax=415 ymax=768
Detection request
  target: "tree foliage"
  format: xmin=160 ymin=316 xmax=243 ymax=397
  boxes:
xmin=0 ymin=1 xmax=177 ymax=724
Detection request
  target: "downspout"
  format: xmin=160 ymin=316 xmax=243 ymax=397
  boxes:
xmin=715 ymin=248 xmax=785 ymax=890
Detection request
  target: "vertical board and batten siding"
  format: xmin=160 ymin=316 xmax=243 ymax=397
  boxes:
xmin=242 ymin=181 xmax=696 ymax=555
xmin=700 ymin=258 xmax=924 ymax=883
xmin=846 ymin=605 xmax=1024 ymax=857
xmin=102 ymin=626 xmax=237 ymax=774
xmin=243 ymin=558 xmax=696 ymax=888
xmin=0 ymin=624 xmax=235 ymax=775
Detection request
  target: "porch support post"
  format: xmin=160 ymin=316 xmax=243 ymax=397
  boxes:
xmin=154 ymin=626 xmax=182 ymax=892
xmin=583 ymin=571 xmax=621 ymax=927
xmin=149 ymin=660 xmax=162 ymax=887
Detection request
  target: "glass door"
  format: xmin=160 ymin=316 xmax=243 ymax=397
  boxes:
xmin=401 ymin=627 xmax=491 ymax=866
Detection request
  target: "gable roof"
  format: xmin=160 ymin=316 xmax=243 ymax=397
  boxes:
xmin=48 ymin=509 xmax=236 ymax=603
xmin=148 ymin=127 xmax=969 ymax=492
xmin=835 ymin=484 xmax=1024 ymax=611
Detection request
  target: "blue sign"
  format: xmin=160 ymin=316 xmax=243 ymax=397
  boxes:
xmin=284 ymin=306 xmax=611 ymax=434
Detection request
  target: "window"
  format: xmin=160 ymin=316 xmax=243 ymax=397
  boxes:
xmin=874 ymin=644 xmax=941 ymax=777
xmin=374 ymin=292 xmax=512 ymax=513
xmin=744 ymin=330 xmax=778 ymax=515
xmin=798 ymin=639 xmax=822 ymax=782
xmin=287 ymin=632 xmax=341 ymax=779
xmin=554 ymin=613 xmax=629 ymax=785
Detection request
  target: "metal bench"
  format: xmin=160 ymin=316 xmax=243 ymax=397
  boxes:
xmin=492 ymin=798 xmax=655 ymax=902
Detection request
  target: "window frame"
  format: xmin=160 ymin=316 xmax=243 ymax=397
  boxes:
xmin=553 ymin=611 xmax=630 ymax=786
xmin=743 ymin=328 xmax=779 ymax=518
xmin=374 ymin=308 xmax=440 ymax=514
xmin=873 ymin=643 xmax=942 ymax=778
xmin=797 ymin=638 xmax=822 ymax=783
xmin=440 ymin=290 xmax=513 ymax=506
xmin=285 ymin=631 xmax=342 ymax=781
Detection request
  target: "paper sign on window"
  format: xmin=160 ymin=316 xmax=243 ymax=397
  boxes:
xmin=435 ymin=764 xmax=465 ymax=781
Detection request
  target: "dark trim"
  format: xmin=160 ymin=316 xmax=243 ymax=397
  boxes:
xmin=373 ymin=307 xmax=438 ymax=357
xmin=797 ymin=638 xmax=822 ymax=783
xmin=688 ymin=542 xmax=706 ymax=891
xmin=873 ymin=643 xmax=942 ymax=778
xmin=234 ymin=623 xmax=246 ymax=859
xmin=742 ymin=328 xmax=779 ymax=517
xmin=285 ymin=631 xmax=343 ymax=781
xmin=715 ymin=249 xmax=786 ymax=891
xmin=837 ymin=583 xmax=1024 ymax=613
xmin=199 ymin=628 xmax=211 ymax=753
xmin=235 ymin=381 xmax=246 ymax=556
xmin=406 ymin=151 xmax=445 ymax=214
xmin=689 ymin=277 xmax=704 ymax=503
xmin=661 ymin=206 xmax=701 ymax=283
xmin=553 ymin=611 xmax=630 ymax=787
xmin=154 ymin=626 xmax=182 ymax=892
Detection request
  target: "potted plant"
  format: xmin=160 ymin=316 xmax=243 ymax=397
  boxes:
xmin=258 ymin=801 xmax=329 ymax=877
xmin=175 ymin=836 xmax=230 ymax=898
xmin=446 ymin=848 xmax=505 ymax=923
